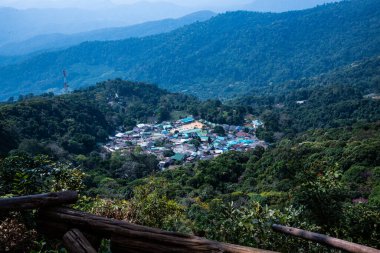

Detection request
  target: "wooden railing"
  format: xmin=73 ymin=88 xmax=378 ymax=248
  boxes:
xmin=0 ymin=191 xmax=379 ymax=253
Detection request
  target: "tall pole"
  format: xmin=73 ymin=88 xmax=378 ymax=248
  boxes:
xmin=63 ymin=69 xmax=69 ymax=93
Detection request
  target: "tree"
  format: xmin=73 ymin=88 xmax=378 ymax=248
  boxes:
xmin=293 ymin=167 xmax=348 ymax=229
xmin=213 ymin=125 xmax=225 ymax=136
xmin=0 ymin=154 xmax=84 ymax=196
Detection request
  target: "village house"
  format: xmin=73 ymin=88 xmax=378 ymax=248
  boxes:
xmin=103 ymin=116 xmax=266 ymax=169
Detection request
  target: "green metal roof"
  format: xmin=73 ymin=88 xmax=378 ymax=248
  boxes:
xmin=171 ymin=153 xmax=186 ymax=161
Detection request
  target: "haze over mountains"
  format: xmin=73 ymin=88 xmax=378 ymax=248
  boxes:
xmin=0 ymin=3 xmax=193 ymax=46
xmin=0 ymin=0 xmax=377 ymax=101
xmin=0 ymin=11 xmax=215 ymax=56
xmin=0 ymin=0 xmax=339 ymax=46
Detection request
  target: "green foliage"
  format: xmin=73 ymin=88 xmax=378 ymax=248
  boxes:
xmin=339 ymin=204 xmax=380 ymax=248
xmin=188 ymin=200 xmax=321 ymax=251
xmin=1 ymin=120 xmax=379 ymax=250
xmin=128 ymin=178 xmax=190 ymax=232
xmin=118 ymin=123 xmax=380 ymax=249
xmin=0 ymin=154 xmax=84 ymax=196
xmin=293 ymin=167 xmax=348 ymax=228
xmin=0 ymin=154 xmax=85 ymax=253
xmin=232 ymin=56 xmax=380 ymax=137
xmin=213 ymin=125 xmax=225 ymax=136
xmin=369 ymin=185 xmax=380 ymax=206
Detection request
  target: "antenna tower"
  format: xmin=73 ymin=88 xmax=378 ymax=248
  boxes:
xmin=63 ymin=69 xmax=69 ymax=93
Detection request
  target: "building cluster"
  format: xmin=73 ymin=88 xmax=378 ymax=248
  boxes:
xmin=103 ymin=116 xmax=265 ymax=170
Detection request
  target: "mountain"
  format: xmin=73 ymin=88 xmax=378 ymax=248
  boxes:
xmin=0 ymin=0 xmax=379 ymax=101
xmin=0 ymin=11 xmax=215 ymax=56
xmin=237 ymin=55 xmax=380 ymax=99
xmin=0 ymin=2 xmax=195 ymax=46
xmin=244 ymin=0 xmax=341 ymax=12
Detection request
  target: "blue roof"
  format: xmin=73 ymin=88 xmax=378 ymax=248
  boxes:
xmin=228 ymin=141 xmax=238 ymax=145
xmin=181 ymin=117 xmax=194 ymax=123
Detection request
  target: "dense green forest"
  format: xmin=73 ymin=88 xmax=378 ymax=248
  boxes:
xmin=2 ymin=122 xmax=379 ymax=252
xmin=231 ymin=56 xmax=380 ymax=141
xmin=0 ymin=79 xmax=247 ymax=156
xmin=0 ymin=0 xmax=379 ymax=100
xmin=116 ymin=123 xmax=380 ymax=249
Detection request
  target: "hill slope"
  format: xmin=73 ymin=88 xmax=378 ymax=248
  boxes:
xmin=0 ymin=79 xmax=246 ymax=156
xmin=0 ymin=0 xmax=379 ymax=100
xmin=0 ymin=11 xmax=215 ymax=56
xmin=231 ymin=56 xmax=380 ymax=139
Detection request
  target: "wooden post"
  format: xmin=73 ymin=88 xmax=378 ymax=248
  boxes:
xmin=110 ymin=235 xmax=275 ymax=253
xmin=38 ymin=207 xmax=277 ymax=253
xmin=0 ymin=191 xmax=78 ymax=211
xmin=63 ymin=229 xmax=97 ymax=253
xmin=272 ymin=224 xmax=380 ymax=253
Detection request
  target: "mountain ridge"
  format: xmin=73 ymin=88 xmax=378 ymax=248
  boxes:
xmin=0 ymin=11 xmax=215 ymax=56
xmin=0 ymin=0 xmax=379 ymax=100
xmin=0 ymin=2 xmax=195 ymax=46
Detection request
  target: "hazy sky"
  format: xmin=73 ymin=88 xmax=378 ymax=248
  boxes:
xmin=0 ymin=0 xmax=252 ymax=9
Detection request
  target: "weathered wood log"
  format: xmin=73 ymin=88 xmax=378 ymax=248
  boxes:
xmin=38 ymin=207 xmax=277 ymax=253
xmin=0 ymin=191 xmax=78 ymax=211
xmin=272 ymin=224 xmax=380 ymax=253
xmin=63 ymin=229 xmax=97 ymax=253
xmin=37 ymin=220 xmax=102 ymax=250
xmin=110 ymin=235 xmax=274 ymax=253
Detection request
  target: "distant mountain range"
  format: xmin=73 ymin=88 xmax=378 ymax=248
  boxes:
xmin=0 ymin=0 xmax=341 ymax=47
xmin=0 ymin=11 xmax=215 ymax=56
xmin=0 ymin=2 xmax=196 ymax=46
xmin=244 ymin=0 xmax=341 ymax=12
xmin=0 ymin=0 xmax=378 ymax=101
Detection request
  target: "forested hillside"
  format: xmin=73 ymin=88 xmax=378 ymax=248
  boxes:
xmin=2 ymin=121 xmax=378 ymax=252
xmin=0 ymin=79 xmax=247 ymax=156
xmin=231 ymin=56 xmax=380 ymax=141
xmin=0 ymin=0 xmax=379 ymax=100
xmin=105 ymin=122 xmax=379 ymax=250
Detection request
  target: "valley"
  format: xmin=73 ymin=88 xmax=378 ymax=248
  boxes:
xmin=0 ymin=0 xmax=379 ymax=252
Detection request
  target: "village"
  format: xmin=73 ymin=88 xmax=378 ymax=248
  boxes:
xmin=103 ymin=116 xmax=266 ymax=170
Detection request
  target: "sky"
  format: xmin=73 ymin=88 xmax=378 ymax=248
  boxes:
xmin=0 ymin=0 xmax=252 ymax=9
xmin=0 ymin=0 xmax=336 ymax=10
